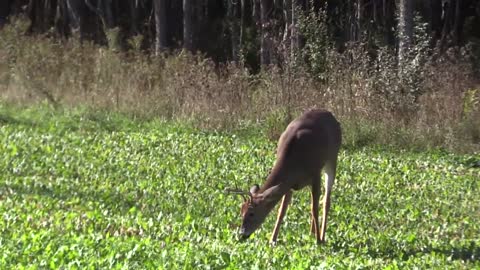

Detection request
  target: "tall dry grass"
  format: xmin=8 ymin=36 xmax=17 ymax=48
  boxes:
xmin=0 ymin=18 xmax=478 ymax=152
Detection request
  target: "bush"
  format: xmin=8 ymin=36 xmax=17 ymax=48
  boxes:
xmin=0 ymin=17 xmax=478 ymax=153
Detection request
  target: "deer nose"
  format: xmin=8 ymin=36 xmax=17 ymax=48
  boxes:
xmin=240 ymin=233 xmax=251 ymax=240
xmin=239 ymin=228 xmax=251 ymax=239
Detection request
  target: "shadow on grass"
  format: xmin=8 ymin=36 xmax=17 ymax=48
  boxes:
xmin=431 ymin=242 xmax=479 ymax=262
xmin=3 ymin=181 xmax=144 ymax=214
xmin=0 ymin=106 xmax=138 ymax=133
xmin=331 ymin=240 xmax=479 ymax=263
xmin=0 ymin=113 xmax=36 ymax=126
xmin=398 ymin=243 xmax=479 ymax=262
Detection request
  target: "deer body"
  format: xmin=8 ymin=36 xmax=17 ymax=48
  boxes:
xmin=230 ymin=109 xmax=341 ymax=244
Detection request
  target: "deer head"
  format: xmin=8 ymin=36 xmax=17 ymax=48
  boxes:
xmin=226 ymin=184 xmax=283 ymax=239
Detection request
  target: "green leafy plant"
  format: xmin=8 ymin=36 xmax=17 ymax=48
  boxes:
xmin=0 ymin=106 xmax=478 ymax=268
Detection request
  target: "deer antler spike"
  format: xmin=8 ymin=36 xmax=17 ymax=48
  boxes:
xmin=224 ymin=187 xmax=251 ymax=201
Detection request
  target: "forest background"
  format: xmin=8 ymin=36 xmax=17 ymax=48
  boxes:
xmin=0 ymin=0 xmax=479 ymax=152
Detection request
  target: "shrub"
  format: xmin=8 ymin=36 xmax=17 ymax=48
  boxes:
xmin=0 ymin=17 xmax=478 ymax=153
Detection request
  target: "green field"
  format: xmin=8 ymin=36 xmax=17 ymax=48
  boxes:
xmin=0 ymin=106 xmax=479 ymax=269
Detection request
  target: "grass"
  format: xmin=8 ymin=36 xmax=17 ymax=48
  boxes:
xmin=0 ymin=104 xmax=479 ymax=269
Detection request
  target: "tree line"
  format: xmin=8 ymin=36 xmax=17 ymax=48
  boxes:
xmin=1 ymin=0 xmax=479 ymax=68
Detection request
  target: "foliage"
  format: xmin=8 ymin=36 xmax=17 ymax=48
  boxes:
xmin=0 ymin=105 xmax=479 ymax=268
xmin=297 ymin=3 xmax=331 ymax=79
xmin=0 ymin=18 xmax=479 ymax=153
xmin=395 ymin=14 xmax=433 ymax=106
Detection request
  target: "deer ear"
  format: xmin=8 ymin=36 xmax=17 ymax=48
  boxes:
xmin=249 ymin=184 xmax=260 ymax=195
xmin=261 ymin=185 xmax=282 ymax=202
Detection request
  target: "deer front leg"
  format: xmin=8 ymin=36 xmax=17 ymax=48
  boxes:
xmin=270 ymin=191 xmax=292 ymax=244
xmin=310 ymin=177 xmax=321 ymax=243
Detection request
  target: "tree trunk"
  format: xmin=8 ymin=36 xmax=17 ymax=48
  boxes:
xmin=85 ymin=0 xmax=113 ymax=28
xmin=183 ymin=0 xmax=194 ymax=52
xmin=430 ymin=0 xmax=442 ymax=41
xmin=55 ymin=0 xmax=70 ymax=37
xmin=452 ymin=0 xmax=463 ymax=45
xmin=260 ymin=0 xmax=273 ymax=66
xmin=26 ymin=0 xmax=44 ymax=34
xmin=440 ymin=0 xmax=454 ymax=51
xmin=46 ymin=0 xmax=57 ymax=29
xmin=153 ymin=0 xmax=168 ymax=55
xmin=355 ymin=0 xmax=362 ymax=41
xmin=228 ymin=0 xmax=241 ymax=62
xmin=26 ymin=0 xmax=58 ymax=34
xmin=240 ymin=0 xmax=246 ymax=49
xmin=129 ymin=1 xmax=139 ymax=35
xmin=103 ymin=0 xmax=114 ymax=29
xmin=381 ymin=0 xmax=395 ymax=45
xmin=253 ymin=0 xmax=260 ymax=23
xmin=397 ymin=0 xmax=413 ymax=65
xmin=291 ymin=0 xmax=305 ymax=56
xmin=283 ymin=0 xmax=292 ymax=44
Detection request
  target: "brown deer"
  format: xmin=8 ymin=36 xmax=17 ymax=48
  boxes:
xmin=226 ymin=109 xmax=342 ymax=244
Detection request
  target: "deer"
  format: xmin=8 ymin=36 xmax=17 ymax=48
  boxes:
xmin=225 ymin=109 xmax=342 ymax=244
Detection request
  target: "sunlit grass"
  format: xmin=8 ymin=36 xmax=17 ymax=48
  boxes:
xmin=0 ymin=105 xmax=478 ymax=268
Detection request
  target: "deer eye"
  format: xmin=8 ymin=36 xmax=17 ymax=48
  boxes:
xmin=249 ymin=213 xmax=254 ymax=217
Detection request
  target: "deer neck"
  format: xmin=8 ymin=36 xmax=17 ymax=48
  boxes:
xmin=259 ymin=166 xmax=293 ymax=200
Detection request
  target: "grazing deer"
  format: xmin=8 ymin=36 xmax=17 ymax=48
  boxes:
xmin=226 ymin=109 xmax=342 ymax=244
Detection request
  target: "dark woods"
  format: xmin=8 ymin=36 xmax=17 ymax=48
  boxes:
xmin=1 ymin=0 xmax=480 ymax=68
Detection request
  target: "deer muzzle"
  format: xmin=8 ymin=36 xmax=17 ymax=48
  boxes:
xmin=239 ymin=227 xmax=251 ymax=239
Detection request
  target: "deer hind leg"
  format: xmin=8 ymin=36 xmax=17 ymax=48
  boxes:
xmin=320 ymin=159 xmax=337 ymax=243
xmin=310 ymin=176 xmax=321 ymax=243
xmin=270 ymin=191 xmax=292 ymax=244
